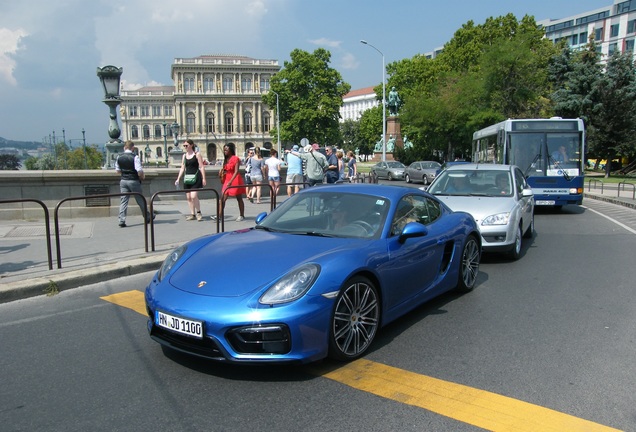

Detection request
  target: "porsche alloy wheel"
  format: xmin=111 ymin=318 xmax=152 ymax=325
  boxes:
xmin=457 ymin=235 xmax=480 ymax=293
xmin=329 ymin=276 xmax=380 ymax=361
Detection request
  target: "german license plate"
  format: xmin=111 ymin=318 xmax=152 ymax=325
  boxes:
xmin=536 ymin=200 xmax=556 ymax=206
xmin=156 ymin=310 xmax=203 ymax=339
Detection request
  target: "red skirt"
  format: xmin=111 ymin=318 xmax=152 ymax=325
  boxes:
xmin=223 ymin=174 xmax=246 ymax=196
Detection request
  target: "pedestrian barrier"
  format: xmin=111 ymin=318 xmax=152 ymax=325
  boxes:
xmin=587 ymin=178 xmax=604 ymax=194
xmin=221 ymin=183 xmax=275 ymax=232
xmin=0 ymin=199 xmax=53 ymax=270
xmin=148 ymin=187 xmax=220 ymax=252
xmin=54 ymin=193 xmax=149 ymax=269
xmin=618 ymin=181 xmax=635 ymax=200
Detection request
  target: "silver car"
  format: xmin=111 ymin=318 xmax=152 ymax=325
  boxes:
xmin=405 ymin=161 xmax=442 ymax=184
xmin=371 ymin=161 xmax=405 ymax=181
xmin=426 ymin=164 xmax=534 ymax=260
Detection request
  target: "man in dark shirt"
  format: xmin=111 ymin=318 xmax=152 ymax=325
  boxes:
xmin=115 ymin=140 xmax=151 ymax=227
xmin=324 ymin=146 xmax=339 ymax=184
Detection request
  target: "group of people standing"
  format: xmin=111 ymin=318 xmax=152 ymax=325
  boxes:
xmin=117 ymin=139 xmax=360 ymax=226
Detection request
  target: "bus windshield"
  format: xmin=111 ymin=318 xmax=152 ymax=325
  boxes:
xmin=510 ymin=132 xmax=581 ymax=177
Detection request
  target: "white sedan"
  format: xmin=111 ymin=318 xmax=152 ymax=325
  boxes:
xmin=425 ymin=164 xmax=534 ymax=260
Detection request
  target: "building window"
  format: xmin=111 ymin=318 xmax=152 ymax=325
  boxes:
xmin=156 ymin=146 xmax=162 ymax=158
xmin=241 ymin=77 xmax=252 ymax=92
xmin=225 ymin=112 xmax=234 ymax=133
xmin=626 ymin=39 xmax=635 ymax=52
xmin=262 ymin=112 xmax=271 ymax=132
xmin=204 ymin=77 xmax=214 ymax=92
xmin=154 ymin=124 xmax=162 ymax=138
xmin=152 ymin=105 xmax=161 ymax=117
xmin=206 ymin=113 xmax=215 ymax=133
xmin=243 ymin=111 xmax=252 ymax=132
xmin=610 ymin=24 xmax=620 ymax=38
xmin=628 ymin=19 xmax=636 ymax=33
xmin=185 ymin=77 xmax=195 ymax=92
xmin=609 ymin=42 xmax=619 ymax=55
xmin=580 ymin=31 xmax=588 ymax=43
xmin=570 ymin=34 xmax=579 ymax=45
xmin=142 ymin=125 xmax=150 ymax=139
xmin=260 ymin=76 xmax=270 ymax=92
xmin=186 ymin=113 xmax=195 ymax=134
xmin=129 ymin=106 xmax=138 ymax=117
xmin=141 ymin=105 xmax=150 ymax=117
xmin=163 ymin=105 xmax=173 ymax=117
xmin=223 ymin=77 xmax=233 ymax=92
xmin=131 ymin=125 xmax=139 ymax=138
xmin=595 ymin=27 xmax=604 ymax=41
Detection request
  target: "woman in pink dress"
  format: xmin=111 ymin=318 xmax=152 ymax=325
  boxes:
xmin=213 ymin=143 xmax=246 ymax=222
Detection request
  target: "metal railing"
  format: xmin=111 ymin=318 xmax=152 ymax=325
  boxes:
xmin=587 ymin=178 xmax=604 ymax=194
xmin=54 ymin=192 xmax=149 ymax=269
xmin=0 ymin=199 xmax=53 ymax=270
xmin=148 ymin=187 xmax=220 ymax=251
xmin=617 ymin=181 xmax=635 ymax=200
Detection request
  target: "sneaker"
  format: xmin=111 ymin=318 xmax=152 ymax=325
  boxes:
xmin=119 ymin=222 xmax=126 ymax=228
xmin=210 ymin=215 xmax=218 ymax=221
xmin=185 ymin=215 xmax=196 ymax=221
xmin=235 ymin=216 xmax=245 ymax=222
xmin=196 ymin=213 xmax=203 ymax=221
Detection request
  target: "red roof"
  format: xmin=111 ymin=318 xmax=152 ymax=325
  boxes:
xmin=344 ymin=86 xmax=377 ymax=98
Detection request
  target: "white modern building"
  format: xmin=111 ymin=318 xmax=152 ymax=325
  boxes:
xmin=538 ymin=0 xmax=636 ymax=59
xmin=120 ymin=54 xmax=280 ymax=166
xmin=339 ymin=86 xmax=380 ymax=122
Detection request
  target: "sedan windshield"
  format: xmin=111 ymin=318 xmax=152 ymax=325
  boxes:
xmin=257 ymin=191 xmax=390 ymax=239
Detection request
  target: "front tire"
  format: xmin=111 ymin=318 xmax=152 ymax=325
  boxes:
xmin=457 ymin=235 xmax=480 ymax=293
xmin=405 ymin=174 xmax=411 ymax=183
xmin=329 ymin=276 xmax=380 ymax=361
xmin=507 ymin=225 xmax=522 ymax=260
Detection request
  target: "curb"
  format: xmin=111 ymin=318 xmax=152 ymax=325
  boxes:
xmin=584 ymin=192 xmax=636 ymax=209
xmin=0 ymin=255 xmax=165 ymax=304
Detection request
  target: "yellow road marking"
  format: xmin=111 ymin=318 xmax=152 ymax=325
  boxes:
xmin=100 ymin=290 xmax=147 ymax=315
xmin=103 ymin=290 xmax=622 ymax=431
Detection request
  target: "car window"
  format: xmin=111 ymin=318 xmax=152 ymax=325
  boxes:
xmin=514 ymin=168 xmax=526 ymax=194
xmin=390 ymin=195 xmax=431 ymax=236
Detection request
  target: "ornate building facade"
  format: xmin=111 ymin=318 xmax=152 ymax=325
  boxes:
xmin=120 ymin=55 xmax=280 ymax=166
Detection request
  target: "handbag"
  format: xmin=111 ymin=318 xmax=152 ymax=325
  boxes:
xmin=184 ymin=173 xmax=197 ymax=185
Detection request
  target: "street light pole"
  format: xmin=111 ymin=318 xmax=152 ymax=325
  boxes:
xmin=162 ymin=122 xmax=169 ymax=168
xmin=272 ymin=91 xmax=281 ymax=155
xmin=82 ymin=128 xmax=88 ymax=169
xmin=360 ymin=39 xmax=386 ymax=162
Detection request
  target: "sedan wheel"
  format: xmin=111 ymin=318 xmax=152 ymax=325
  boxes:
xmin=387 ymin=173 xmax=394 ymax=181
xmin=457 ymin=235 xmax=480 ymax=293
xmin=507 ymin=225 xmax=522 ymax=260
xmin=405 ymin=174 xmax=411 ymax=183
xmin=329 ymin=276 xmax=380 ymax=361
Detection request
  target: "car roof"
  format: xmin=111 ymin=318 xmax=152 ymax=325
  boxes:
xmin=296 ymin=183 xmax=421 ymax=201
xmin=444 ymin=163 xmax=513 ymax=172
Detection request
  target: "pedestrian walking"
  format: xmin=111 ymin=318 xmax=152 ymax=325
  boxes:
xmin=286 ymin=143 xmax=328 ymax=187
xmin=175 ymin=138 xmax=206 ymax=221
xmin=214 ymin=143 xmax=246 ymax=222
xmin=115 ymin=140 xmax=152 ymax=228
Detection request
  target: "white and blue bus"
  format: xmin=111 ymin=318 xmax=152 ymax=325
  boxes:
xmin=472 ymin=118 xmax=585 ymax=207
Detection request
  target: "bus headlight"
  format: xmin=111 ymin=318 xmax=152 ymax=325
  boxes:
xmin=570 ymin=188 xmax=583 ymax=194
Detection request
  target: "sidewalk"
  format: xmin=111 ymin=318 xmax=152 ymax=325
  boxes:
xmin=0 ymin=195 xmax=275 ymax=303
xmin=1 ymin=184 xmax=634 ymax=304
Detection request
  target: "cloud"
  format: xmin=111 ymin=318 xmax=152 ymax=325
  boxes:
xmin=0 ymin=27 xmax=28 ymax=86
xmin=309 ymin=38 xmax=342 ymax=49
xmin=339 ymin=52 xmax=359 ymax=70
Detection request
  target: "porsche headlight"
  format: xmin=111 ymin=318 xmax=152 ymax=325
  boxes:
xmin=259 ymin=264 xmax=320 ymax=305
xmin=481 ymin=212 xmax=510 ymax=226
xmin=157 ymin=244 xmax=187 ymax=282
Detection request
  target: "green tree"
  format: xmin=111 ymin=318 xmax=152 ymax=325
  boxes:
xmin=0 ymin=154 xmax=22 ymax=170
xmin=589 ymin=52 xmax=636 ymax=177
xmin=263 ymin=48 xmax=351 ymax=146
xmin=358 ymin=105 xmax=383 ymax=161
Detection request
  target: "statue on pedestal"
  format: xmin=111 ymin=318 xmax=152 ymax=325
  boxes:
xmin=386 ymin=135 xmax=396 ymax=152
xmin=387 ymin=86 xmax=402 ymax=116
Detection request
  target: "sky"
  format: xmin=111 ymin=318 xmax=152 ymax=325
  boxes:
xmin=0 ymin=0 xmax=612 ymax=143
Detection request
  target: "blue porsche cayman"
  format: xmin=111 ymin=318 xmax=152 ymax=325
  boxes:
xmin=145 ymin=184 xmax=481 ymax=364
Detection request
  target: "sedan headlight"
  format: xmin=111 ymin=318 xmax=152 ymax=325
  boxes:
xmin=259 ymin=264 xmax=320 ymax=305
xmin=481 ymin=212 xmax=511 ymax=226
xmin=157 ymin=244 xmax=187 ymax=282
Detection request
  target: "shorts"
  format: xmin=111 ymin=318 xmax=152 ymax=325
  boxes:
xmin=268 ymin=176 xmax=280 ymax=182
xmin=286 ymin=173 xmax=303 ymax=183
xmin=250 ymin=174 xmax=263 ymax=182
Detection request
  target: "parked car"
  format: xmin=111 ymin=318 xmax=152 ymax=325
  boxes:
xmin=145 ymin=184 xmax=481 ymax=364
xmin=405 ymin=161 xmax=442 ymax=184
xmin=372 ymin=161 xmax=406 ymax=180
xmin=426 ymin=164 xmax=534 ymax=260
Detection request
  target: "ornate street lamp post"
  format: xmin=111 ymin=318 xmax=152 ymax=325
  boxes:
xmin=272 ymin=91 xmax=281 ymax=155
xmin=162 ymin=122 xmax=169 ymax=168
xmin=360 ymin=40 xmax=386 ymax=162
xmin=171 ymin=122 xmax=180 ymax=148
xmin=96 ymin=65 xmax=123 ymax=168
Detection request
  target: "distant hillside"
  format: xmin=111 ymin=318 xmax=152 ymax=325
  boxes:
xmin=0 ymin=137 xmax=42 ymax=149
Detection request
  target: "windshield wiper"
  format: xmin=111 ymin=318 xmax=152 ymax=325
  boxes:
xmin=547 ymin=153 xmax=571 ymax=181
xmin=254 ymin=225 xmax=282 ymax=232
xmin=296 ymin=231 xmax=336 ymax=238
xmin=524 ymin=153 xmax=541 ymax=177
